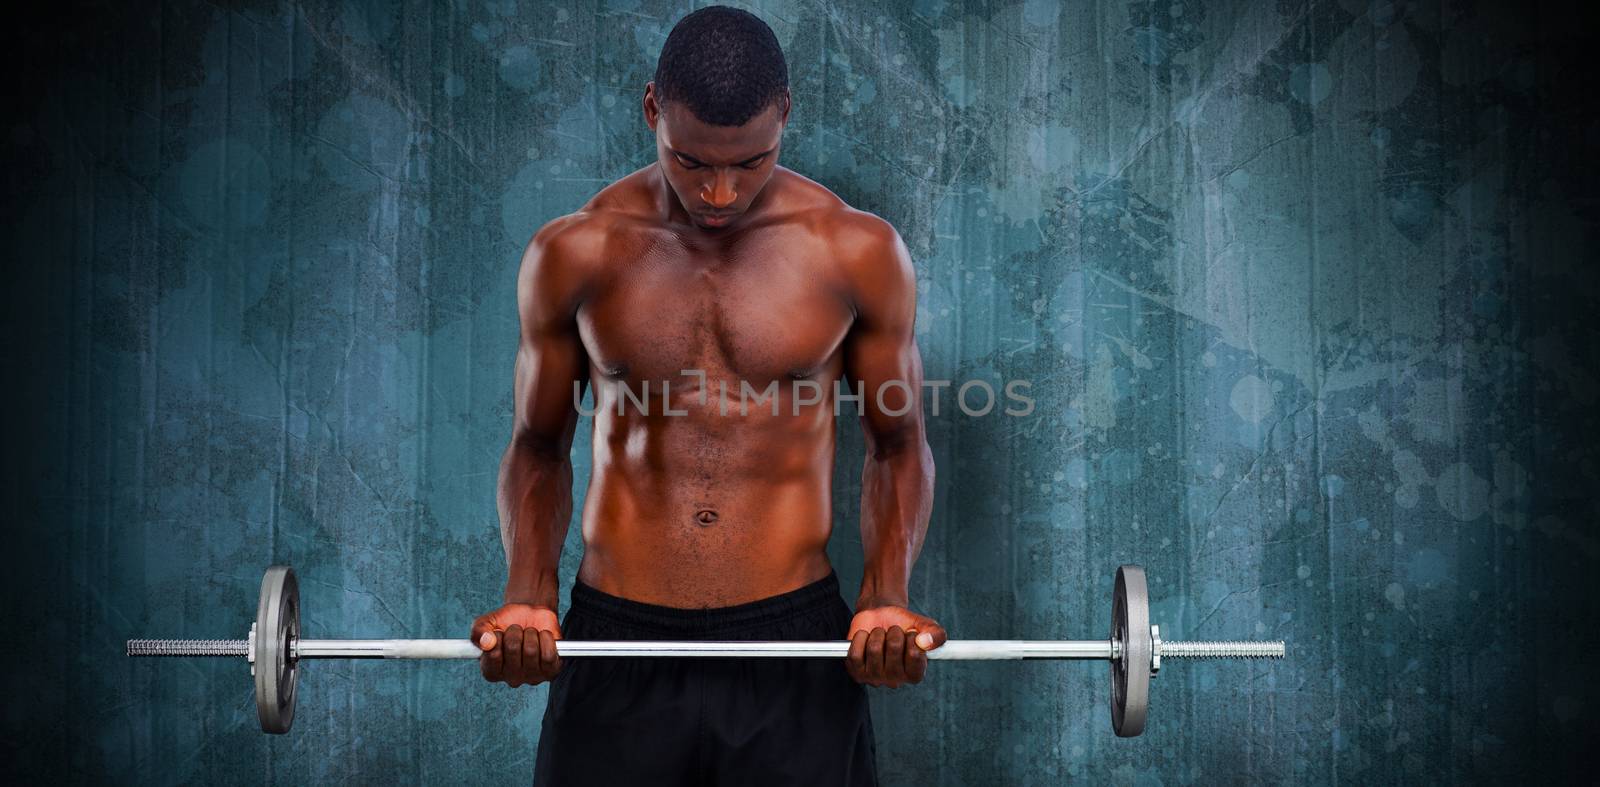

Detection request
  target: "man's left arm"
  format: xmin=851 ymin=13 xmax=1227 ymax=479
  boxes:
xmin=836 ymin=211 xmax=946 ymax=688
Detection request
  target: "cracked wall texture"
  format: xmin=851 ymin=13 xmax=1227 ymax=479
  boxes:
xmin=2 ymin=0 xmax=1596 ymax=783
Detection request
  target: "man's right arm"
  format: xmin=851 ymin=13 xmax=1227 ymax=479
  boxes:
xmin=498 ymin=215 xmax=591 ymax=608
xmin=472 ymin=214 xmax=593 ymax=687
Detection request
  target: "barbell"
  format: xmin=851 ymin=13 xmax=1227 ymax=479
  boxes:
xmin=127 ymin=565 xmax=1284 ymax=737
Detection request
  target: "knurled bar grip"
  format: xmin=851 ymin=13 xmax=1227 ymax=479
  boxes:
xmin=1158 ymin=641 xmax=1286 ymax=658
xmin=127 ymin=640 xmax=249 ymax=657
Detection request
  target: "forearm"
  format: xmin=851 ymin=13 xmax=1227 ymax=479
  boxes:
xmin=857 ymin=437 xmax=935 ymax=607
xmin=497 ymin=434 xmax=574 ymax=608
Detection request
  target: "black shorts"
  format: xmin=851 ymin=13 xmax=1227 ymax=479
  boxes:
xmin=532 ymin=571 xmax=878 ymax=786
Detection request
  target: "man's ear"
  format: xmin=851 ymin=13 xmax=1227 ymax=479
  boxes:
xmin=780 ymin=88 xmax=792 ymax=124
xmin=643 ymin=82 xmax=660 ymax=130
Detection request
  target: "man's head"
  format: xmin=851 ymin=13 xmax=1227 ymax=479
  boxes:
xmin=645 ymin=5 xmax=790 ymax=231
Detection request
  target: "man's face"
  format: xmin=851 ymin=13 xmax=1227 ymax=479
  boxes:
xmin=645 ymin=84 xmax=788 ymax=231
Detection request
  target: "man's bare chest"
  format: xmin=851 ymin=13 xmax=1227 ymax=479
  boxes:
xmin=575 ymin=229 xmax=855 ymax=386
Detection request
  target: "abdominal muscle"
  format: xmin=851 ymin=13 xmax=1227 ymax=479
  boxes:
xmin=573 ymin=392 xmax=839 ymax=608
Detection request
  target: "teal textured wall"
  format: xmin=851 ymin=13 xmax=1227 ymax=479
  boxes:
xmin=4 ymin=0 xmax=1595 ymax=783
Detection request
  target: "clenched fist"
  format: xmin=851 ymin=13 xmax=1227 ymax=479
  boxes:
xmin=471 ymin=603 xmax=563 ymax=688
xmin=845 ymin=603 xmax=947 ymax=688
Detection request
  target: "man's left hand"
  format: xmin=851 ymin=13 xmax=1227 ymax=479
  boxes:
xmin=845 ymin=603 xmax=947 ymax=688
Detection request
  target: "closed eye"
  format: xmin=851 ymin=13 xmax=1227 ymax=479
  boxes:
xmin=673 ymin=152 xmax=771 ymax=170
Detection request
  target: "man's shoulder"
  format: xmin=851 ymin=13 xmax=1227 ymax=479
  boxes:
xmin=516 ymin=212 xmax=599 ymax=293
xmin=813 ymin=207 xmax=913 ymax=296
xmin=513 ymin=208 xmax=634 ymax=315
xmin=524 ymin=210 xmax=618 ymax=260
xmin=823 ymin=207 xmax=903 ymax=261
xmin=765 ymin=169 xmax=908 ymax=277
xmin=521 ymin=202 xmax=655 ymax=283
xmin=767 ymin=176 xmax=898 ymax=262
xmin=522 ymin=164 xmax=660 ymax=254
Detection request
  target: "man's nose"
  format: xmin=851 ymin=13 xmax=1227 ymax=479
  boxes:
xmin=700 ymin=171 xmax=738 ymax=209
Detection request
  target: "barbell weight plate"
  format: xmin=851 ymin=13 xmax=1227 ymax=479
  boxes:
xmin=254 ymin=565 xmax=299 ymax=734
xmin=1110 ymin=565 xmax=1151 ymax=737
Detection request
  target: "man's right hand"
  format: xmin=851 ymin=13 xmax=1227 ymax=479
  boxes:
xmin=471 ymin=604 xmax=563 ymax=687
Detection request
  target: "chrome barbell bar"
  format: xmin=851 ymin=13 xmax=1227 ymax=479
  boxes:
xmin=127 ymin=637 xmax=1283 ymax=660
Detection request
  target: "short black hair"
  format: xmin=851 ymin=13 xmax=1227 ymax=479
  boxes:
xmin=652 ymin=6 xmax=789 ymax=127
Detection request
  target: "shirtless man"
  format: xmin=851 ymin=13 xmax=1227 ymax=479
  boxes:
xmin=470 ymin=7 xmax=943 ymax=784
